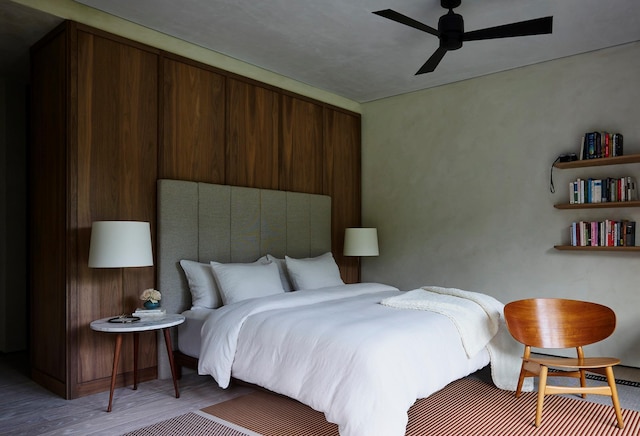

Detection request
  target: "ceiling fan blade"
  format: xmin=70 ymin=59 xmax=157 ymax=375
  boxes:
xmin=373 ymin=9 xmax=439 ymax=37
xmin=416 ymin=47 xmax=448 ymax=75
xmin=462 ymin=16 xmax=553 ymax=42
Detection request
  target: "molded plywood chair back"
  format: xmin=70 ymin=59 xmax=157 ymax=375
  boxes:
xmin=504 ymin=298 xmax=623 ymax=429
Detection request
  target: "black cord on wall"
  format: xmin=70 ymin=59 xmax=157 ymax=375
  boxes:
xmin=550 ymin=156 xmax=560 ymax=193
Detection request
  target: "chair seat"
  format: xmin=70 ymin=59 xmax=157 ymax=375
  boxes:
xmin=529 ymin=356 xmax=620 ymax=370
xmin=504 ymin=298 xmax=624 ymax=429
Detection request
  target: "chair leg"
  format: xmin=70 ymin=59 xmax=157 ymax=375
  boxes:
xmin=579 ymin=369 xmax=587 ymax=399
xmin=605 ymin=366 xmax=624 ymax=429
xmin=535 ymin=365 xmax=548 ymax=427
xmin=515 ymin=363 xmax=527 ymax=398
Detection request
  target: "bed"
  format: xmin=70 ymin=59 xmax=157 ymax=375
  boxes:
xmin=156 ymin=179 xmax=522 ymax=436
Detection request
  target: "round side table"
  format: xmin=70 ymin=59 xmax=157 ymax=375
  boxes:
xmin=90 ymin=314 xmax=185 ymax=412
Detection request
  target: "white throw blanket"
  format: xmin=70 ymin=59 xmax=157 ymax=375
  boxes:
xmin=381 ymin=286 xmax=532 ymax=392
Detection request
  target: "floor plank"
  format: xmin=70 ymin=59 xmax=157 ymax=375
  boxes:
xmin=2 ymin=351 xmax=639 ymax=435
xmin=0 ymin=352 xmax=252 ymax=436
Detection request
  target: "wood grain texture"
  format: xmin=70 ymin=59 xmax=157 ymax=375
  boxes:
xmin=67 ymin=31 xmax=158 ymax=398
xmin=280 ymin=95 xmax=324 ymax=194
xmin=1 ymin=352 xmax=253 ymax=436
xmin=75 ymin=29 xmax=158 ymax=395
xmin=323 ymin=109 xmax=361 ymax=284
xmin=29 ymin=20 xmax=362 ymax=399
xmin=160 ymin=57 xmax=226 ymax=183
xmin=29 ymin=23 xmax=69 ymax=397
xmin=227 ymin=78 xmax=280 ymax=189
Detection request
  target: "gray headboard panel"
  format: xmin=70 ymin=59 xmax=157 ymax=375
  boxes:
xmin=156 ymin=179 xmax=331 ymax=378
xmin=157 ymin=179 xmax=332 ymax=316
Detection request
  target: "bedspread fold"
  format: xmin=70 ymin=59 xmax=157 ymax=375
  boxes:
xmin=197 ymin=283 xmax=491 ymax=436
xmin=381 ymin=286 xmax=532 ymax=392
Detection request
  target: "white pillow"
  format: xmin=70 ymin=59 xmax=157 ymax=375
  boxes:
xmin=285 ymin=252 xmax=345 ymax=290
xmin=211 ymin=260 xmax=284 ymax=305
xmin=179 ymin=260 xmax=222 ymax=309
xmin=264 ymin=254 xmax=293 ymax=292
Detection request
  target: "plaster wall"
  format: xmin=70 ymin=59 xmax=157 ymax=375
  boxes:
xmin=362 ymin=42 xmax=640 ymax=366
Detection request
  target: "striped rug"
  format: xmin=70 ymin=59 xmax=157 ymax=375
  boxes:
xmin=128 ymin=377 xmax=640 ymax=435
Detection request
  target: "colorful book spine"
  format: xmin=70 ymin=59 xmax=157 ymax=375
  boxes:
xmin=579 ymin=131 xmax=623 ymax=159
xmin=569 ymin=176 xmax=636 ymax=204
xmin=569 ymin=220 xmax=636 ymax=247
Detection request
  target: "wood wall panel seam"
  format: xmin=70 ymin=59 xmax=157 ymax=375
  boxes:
xmin=30 ymin=19 xmax=361 ymax=399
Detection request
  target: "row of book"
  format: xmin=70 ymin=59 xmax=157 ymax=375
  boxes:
xmin=578 ymin=132 xmax=623 ymax=160
xmin=569 ymin=176 xmax=637 ymax=204
xmin=569 ymin=220 xmax=636 ymax=247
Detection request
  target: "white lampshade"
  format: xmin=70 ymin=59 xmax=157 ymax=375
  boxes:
xmin=88 ymin=221 xmax=153 ymax=268
xmin=344 ymin=228 xmax=379 ymax=256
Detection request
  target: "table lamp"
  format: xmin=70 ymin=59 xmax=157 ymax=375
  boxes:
xmin=344 ymin=227 xmax=379 ymax=257
xmin=344 ymin=227 xmax=379 ymax=282
xmin=89 ymin=221 xmax=153 ymax=322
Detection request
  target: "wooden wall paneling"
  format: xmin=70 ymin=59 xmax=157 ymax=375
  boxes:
xmin=227 ymin=78 xmax=279 ymax=189
xmin=323 ymin=109 xmax=361 ymax=284
xmin=29 ymin=24 xmax=69 ymax=398
xmin=280 ymin=95 xmax=323 ymax=194
xmin=75 ymin=29 xmax=158 ymax=397
xmin=30 ymin=20 xmax=363 ymax=399
xmin=160 ymin=57 xmax=226 ymax=183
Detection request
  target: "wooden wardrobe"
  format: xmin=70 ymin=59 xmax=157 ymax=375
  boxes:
xmin=29 ymin=21 xmax=361 ymax=399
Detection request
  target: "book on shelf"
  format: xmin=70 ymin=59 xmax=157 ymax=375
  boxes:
xmin=569 ymin=220 xmax=636 ymax=247
xmin=625 ymin=221 xmax=636 ymax=246
xmin=568 ymin=176 xmax=637 ymax=204
xmin=579 ymin=131 xmax=623 ymax=160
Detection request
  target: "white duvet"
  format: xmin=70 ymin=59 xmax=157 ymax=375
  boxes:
xmin=198 ymin=283 xmax=491 ymax=436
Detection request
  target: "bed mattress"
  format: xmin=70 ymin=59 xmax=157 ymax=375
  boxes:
xmin=177 ymin=308 xmax=213 ymax=358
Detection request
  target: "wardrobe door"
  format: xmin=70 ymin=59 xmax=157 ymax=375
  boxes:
xmin=75 ymin=28 xmax=159 ymax=397
xmin=29 ymin=25 xmax=69 ymax=399
xmin=280 ymin=95 xmax=324 ymax=194
xmin=227 ymin=78 xmax=279 ymax=189
xmin=324 ymin=109 xmax=361 ymax=284
xmin=160 ymin=57 xmax=226 ymax=183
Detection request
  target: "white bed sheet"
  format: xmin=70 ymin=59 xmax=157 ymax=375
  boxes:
xmin=178 ymin=309 xmax=213 ymax=358
xmin=198 ymin=283 xmax=490 ymax=436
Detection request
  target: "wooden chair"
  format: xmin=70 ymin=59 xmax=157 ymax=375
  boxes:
xmin=504 ymin=298 xmax=624 ymax=429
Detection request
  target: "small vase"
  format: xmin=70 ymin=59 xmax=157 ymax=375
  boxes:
xmin=144 ymin=301 xmax=160 ymax=310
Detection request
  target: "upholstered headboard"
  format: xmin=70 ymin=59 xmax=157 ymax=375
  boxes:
xmin=156 ymin=179 xmax=332 ymax=377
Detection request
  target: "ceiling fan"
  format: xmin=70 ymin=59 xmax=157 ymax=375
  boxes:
xmin=373 ymin=0 xmax=553 ymax=74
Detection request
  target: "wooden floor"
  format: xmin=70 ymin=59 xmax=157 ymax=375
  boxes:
xmin=3 ymin=351 xmax=640 ymax=436
xmin=0 ymin=351 xmax=253 ymax=436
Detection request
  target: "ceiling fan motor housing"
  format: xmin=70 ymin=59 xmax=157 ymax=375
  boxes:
xmin=441 ymin=0 xmax=461 ymax=9
xmin=439 ymin=12 xmax=464 ymax=50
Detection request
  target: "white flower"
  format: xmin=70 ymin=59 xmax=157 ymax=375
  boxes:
xmin=140 ymin=288 xmax=161 ymax=303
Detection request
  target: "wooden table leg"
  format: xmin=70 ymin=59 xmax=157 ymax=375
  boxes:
xmin=162 ymin=328 xmax=180 ymax=398
xmin=133 ymin=332 xmax=139 ymax=390
xmin=107 ymin=333 xmax=123 ymax=412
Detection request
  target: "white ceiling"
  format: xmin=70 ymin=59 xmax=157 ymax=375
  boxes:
xmin=3 ymin=1 xmax=640 ymax=102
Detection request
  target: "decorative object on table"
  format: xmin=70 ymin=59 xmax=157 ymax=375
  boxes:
xmin=134 ymin=307 xmax=167 ymax=318
xmin=108 ymin=314 xmax=141 ymax=323
xmin=143 ymin=301 xmax=160 ymax=309
xmin=88 ymin=221 xmax=154 ymax=323
xmin=140 ymin=288 xmax=162 ymax=310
